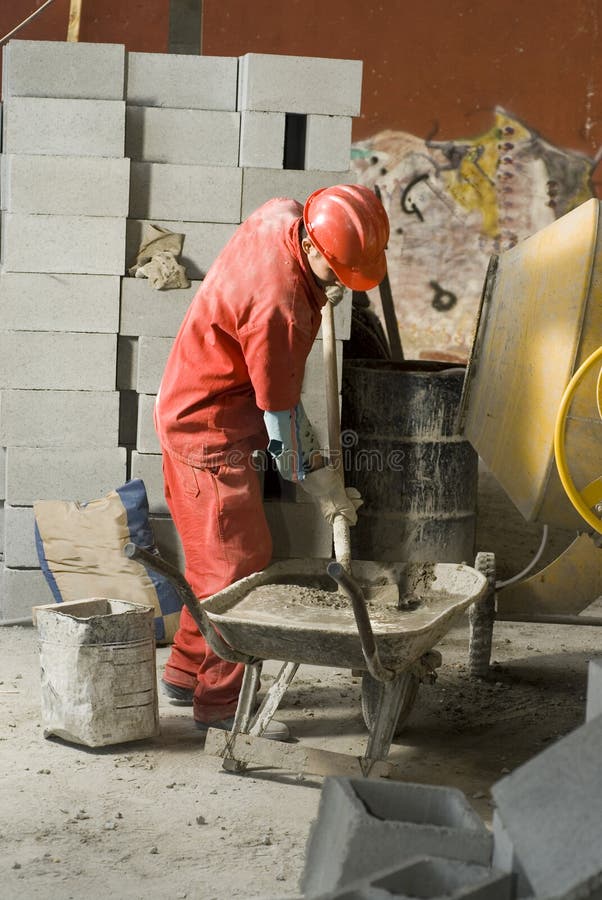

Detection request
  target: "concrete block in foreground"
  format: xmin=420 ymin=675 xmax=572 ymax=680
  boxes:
xmin=239 ymin=110 xmax=285 ymax=168
xmin=0 ymin=272 xmax=120 ymax=332
xmin=491 ymin=811 xmax=534 ymax=898
xmin=119 ymin=277 xmax=198 ymax=337
xmin=1 ymin=154 xmax=130 ymax=216
xmin=3 ymin=505 xmax=37 ymax=569
xmin=2 ymin=39 xmax=125 ymax=100
xmin=241 ymin=167 xmax=342 ymax=219
xmin=312 ymin=856 xmax=513 ymax=899
xmin=0 ymin=332 xmax=117 ymax=391
xmin=264 ymin=501 xmax=333 ymax=559
xmin=1 ymin=213 xmax=126 ymax=275
xmin=129 ymin=161 xmax=242 ymax=223
xmin=237 ymin=53 xmax=363 ymax=116
xmin=136 ymin=394 xmax=160 ymax=454
xmin=0 ymin=390 xmax=120 ymax=449
xmin=4 ymin=447 xmax=127 ymax=506
xmin=305 ymin=115 xmax=353 ymax=173
xmin=126 ymin=219 xmax=236 ymax=280
xmin=491 ymin=713 xmax=602 ymax=899
xmin=126 ymin=52 xmax=238 ymax=111
xmin=586 ymin=657 xmax=602 ymax=721
xmin=136 ymin=336 xmax=172 ymax=395
xmin=126 ymin=106 xmax=240 ymax=166
xmin=2 ymin=97 xmax=125 ymax=157
xmin=301 ymin=777 xmax=492 ymax=897
xmin=130 ymin=452 xmax=167 ymax=514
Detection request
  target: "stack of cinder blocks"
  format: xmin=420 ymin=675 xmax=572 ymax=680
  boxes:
xmin=0 ymin=42 xmax=361 ymax=620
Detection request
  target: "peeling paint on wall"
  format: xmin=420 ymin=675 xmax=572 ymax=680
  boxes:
xmin=351 ymin=108 xmax=596 ymax=362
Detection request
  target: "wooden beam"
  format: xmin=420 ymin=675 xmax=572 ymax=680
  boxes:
xmin=67 ymin=0 xmax=82 ymax=42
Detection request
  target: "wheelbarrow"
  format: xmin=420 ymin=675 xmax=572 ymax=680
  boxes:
xmin=125 ymin=543 xmax=487 ymax=778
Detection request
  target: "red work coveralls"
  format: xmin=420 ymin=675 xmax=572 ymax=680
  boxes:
xmin=155 ymin=198 xmax=326 ymax=723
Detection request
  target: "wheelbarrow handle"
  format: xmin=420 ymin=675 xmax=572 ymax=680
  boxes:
xmin=123 ymin=542 xmax=254 ymax=665
xmin=327 ymin=561 xmax=395 ymax=683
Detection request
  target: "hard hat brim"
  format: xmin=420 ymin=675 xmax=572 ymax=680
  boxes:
xmin=330 ymin=250 xmax=388 ymax=292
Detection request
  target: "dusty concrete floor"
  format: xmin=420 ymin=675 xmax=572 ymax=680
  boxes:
xmin=0 ymin=468 xmax=599 ymax=900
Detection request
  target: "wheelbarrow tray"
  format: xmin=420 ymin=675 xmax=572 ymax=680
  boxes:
xmin=203 ymin=559 xmax=487 ymax=671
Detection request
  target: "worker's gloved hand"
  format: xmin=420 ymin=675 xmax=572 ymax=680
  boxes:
xmin=300 ymin=466 xmax=363 ymax=526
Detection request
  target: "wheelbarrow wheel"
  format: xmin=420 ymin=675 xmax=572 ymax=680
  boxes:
xmin=468 ymin=551 xmax=496 ymax=679
xmin=360 ymin=671 xmax=420 ymax=738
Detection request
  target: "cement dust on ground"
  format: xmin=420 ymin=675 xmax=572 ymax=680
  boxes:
xmin=0 ymin=607 xmax=597 ymax=900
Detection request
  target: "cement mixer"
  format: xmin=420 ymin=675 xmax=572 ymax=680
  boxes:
xmin=460 ymin=197 xmax=602 ymax=675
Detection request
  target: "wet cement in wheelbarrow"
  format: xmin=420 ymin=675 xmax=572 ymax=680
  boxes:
xmin=225 ymin=582 xmax=460 ymax=631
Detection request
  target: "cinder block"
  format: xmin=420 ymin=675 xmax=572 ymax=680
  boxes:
xmin=0 ymin=272 xmax=120 ymax=332
xmin=239 ymin=111 xmax=285 ymax=168
xmin=126 ymin=219 xmax=236 ymax=279
xmin=126 ymin=52 xmax=238 ymax=111
xmin=264 ymin=500 xmax=332 ymax=559
xmin=129 ymin=162 xmax=242 ymax=223
xmin=0 ymin=332 xmax=116 ymax=391
xmin=4 ymin=505 xmax=37 ymax=568
xmin=0 ymin=448 xmax=5 ymax=501
xmin=238 ymin=54 xmax=363 ymax=116
xmin=241 ymin=168 xmax=344 ymax=219
xmin=137 ymin=394 xmax=160 ymax=453
xmin=119 ymin=277 xmax=198 ymax=337
xmin=301 ymin=778 xmax=493 ymax=897
xmin=301 ymin=338 xmax=344 ymax=396
xmin=0 ymin=390 xmax=120 ymax=448
xmin=117 ymin=336 xmax=139 ymax=391
xmin=136 ymin=336 xmax=172 ymax=394
xmin=491 ymin=713 xmax=602 ymax=899
xmin=1 ymin=213 xmax=126 ymax=275
xmin=5 ymin=447 xmax=127 ymax=506
xmin=2 ymin=97 xmax=125 ymax=157
xmin=305 ymin=115 xmax=353 ymax=173
xmin=586 ymin=657 xmax=602 ymax=721
xmin=130 ymin=452 xmax=167 ymax=514
xmin=126 ymin=106 xmax=240 ymax=166
xmin=0 ymin=502 xmax=4 ymax=558
xmin=1 ymin=154 xmax=130 ymax=216
xmin=491 ymin=811 xmax=534 ymax=898
xmin=150 ymin=515 xmax=184 ymax=571
xmin=1 ymin=564 xmax=52 ymax=621
xmin=2 ymin=40 xmax=125 ymax=100
xmin=314 ymin=856 xmax=513 ymax=899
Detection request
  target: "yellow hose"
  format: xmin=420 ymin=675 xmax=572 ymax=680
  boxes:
xmin=553 ymin=345 xmax=602 ymax=533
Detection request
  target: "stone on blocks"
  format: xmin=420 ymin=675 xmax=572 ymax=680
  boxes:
xmin=126 ymin=219 xmax=236 ymax=280
xmin=301 ymin=777 xmax=492 ymax=898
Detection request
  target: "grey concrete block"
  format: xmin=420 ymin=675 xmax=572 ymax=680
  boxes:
xmin=129 ymin=161 xmax=242 ymax=223
xmin=4 ymin=505 xmax=37 ymax=568
xmin=0 ymin=332 xmax=117 ymax=391
xmin=136 ymin=394 xmax=160 ymax=454
xmin=491 ymin=811 xmax=534 ymax=898
xmin=241 ymin=167 xmax=344 ymax=219
xmin=1 ymin=564 xmax=52 ymax=621
xmin=1 ymin=213 xmax=126 ymax=275
xmin=0 ymin=448 xmax=5 ymax=501
xmin=126 ymin=52 xmax=238 ymax=111
xmin=126 ymin=106 xmax=240 ymax=166
xmin=305 ymin=115 xmax=353 ymax=173
xmin=0 ymin=501 xmax=4 ymax=559
xmin=238 ymin=54 xmax=363 ymax=116
xmin=150 ymin=515 xmax=184 ymax=571
xmin=117 ymin=336 xmax=139 ymax=391
xmin=0 ymin=272 xmax=120 ymax=332
xmin=586 ymin=657 xmax=602 ymax=721
xmin=130 ymin=452 xmax=167 ymax=514
xmin=301 ymin=778 xmax=493 ymax=897
xmin=1 ymin=154 xmax=130 ymax=216
xmin=0 ymin=390 xmax=120 ymax=448
xmin=264 ymin=500 xmax=332 ymax=559
xmin=126 ymin=219 xmax=236 ymax=279
xmin=313 ymin=856 xmax=513 ymax=899
xmin=119 ymin=276 xmax=198 ymax=337
xmin=239 ymin=110 xmax=285 ymax=168
xmin=136 ymin=336 xmax=172 ymax=394
xmin=4 ymin=446 xmax=127 ymax=506
xmin=2 ymin=97 xmax=125 ymax=157
xmin=2 ymin=39 xmax=125 ymax=100
xmin=491 ymin=713 xmax=602 ymax=899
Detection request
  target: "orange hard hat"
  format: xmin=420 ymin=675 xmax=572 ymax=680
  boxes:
xmin=303 ymin=184 xmax=389 ymax=291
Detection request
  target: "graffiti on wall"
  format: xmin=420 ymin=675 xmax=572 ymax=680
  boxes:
xmin=351 ymin=107 xmax=596 ymax=363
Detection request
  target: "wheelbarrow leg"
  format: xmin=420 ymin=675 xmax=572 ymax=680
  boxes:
xmin=362 ymin=671 xmax=417 ymax=776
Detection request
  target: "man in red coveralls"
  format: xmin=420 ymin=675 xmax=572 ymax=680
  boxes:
xmin=154 ymin=184 xmax=390 ymax=739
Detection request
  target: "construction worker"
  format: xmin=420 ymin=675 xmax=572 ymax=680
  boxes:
xmin=155 ymin=184 xmax=390 ymax=740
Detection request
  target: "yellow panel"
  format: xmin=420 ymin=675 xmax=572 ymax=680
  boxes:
xmin=462 ymin=198 xmax=600 ymax=527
